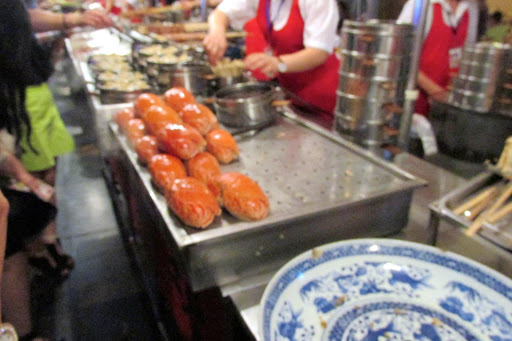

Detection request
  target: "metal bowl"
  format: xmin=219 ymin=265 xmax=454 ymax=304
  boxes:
xmin=213 ymin=82 xmax=276 ymax=128
xmin=167 ymin=62 xmax=212 ymax=97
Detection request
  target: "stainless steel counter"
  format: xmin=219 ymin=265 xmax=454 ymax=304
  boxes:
xmin=64 ymin=28 xmax=512 ymax=341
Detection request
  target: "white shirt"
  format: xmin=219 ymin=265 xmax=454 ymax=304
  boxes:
xmin=397 ymin=0 xmax=478 ymax=45
xmin=216 ymin=0 xmax=340 ymax=53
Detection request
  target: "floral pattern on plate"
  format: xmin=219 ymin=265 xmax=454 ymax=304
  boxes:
xmin=259 ymin=239 xmax=512 ymax=341
xmin=324 ymin=299 xmax=480 ymax=341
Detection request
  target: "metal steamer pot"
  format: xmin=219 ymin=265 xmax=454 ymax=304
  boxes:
xmin=213 ymin=82 xmax=279 ymax=129
xmin=340 ymin=20 xmax=414 ymax=57
xmin=167 ymin=62 xmax=212 ymax=97
xmin=93 ymin=86 xmax=152 ymax=105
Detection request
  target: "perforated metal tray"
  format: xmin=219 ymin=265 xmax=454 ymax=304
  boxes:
xmin=431 ymin=171 xmax=512 ymax=251
xmin=110 ymin=107 xmax=425 ymax=290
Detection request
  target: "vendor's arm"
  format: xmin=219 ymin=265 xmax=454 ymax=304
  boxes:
xmin=28 ymin=8 xmax=113 ymax=32
xmin=418 ymin=71 xmax=449 ymax=103
xmin=244 ymin=48 xmax=328 ymax=77
xmin=204 ymin=0 xmax=257 ymax=64
xmin=204 ymin=8 xmax=229 ymax=64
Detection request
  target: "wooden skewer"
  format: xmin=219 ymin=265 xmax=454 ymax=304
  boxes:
xmin=488 ymin=201 xmax=512 ymax=224
xmin=466 ymin=182 xmax=512 ymax=236
xmin=467 ymin=190 xmax=499 ymax=220
xmin=453 ymin=185 xmax=499 ymax=215
xmin=120 ymin=4 xmax=181 ymax=18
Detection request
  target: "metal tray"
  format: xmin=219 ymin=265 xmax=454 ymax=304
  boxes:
xmin=431 ymin=171 xmax=512 ymax=250
xmin=110 ymin=106 xmax=425 ymax=291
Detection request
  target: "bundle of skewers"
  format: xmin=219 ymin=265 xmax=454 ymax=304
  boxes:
xmin=453 ymin=136 xmax=512 ymax=237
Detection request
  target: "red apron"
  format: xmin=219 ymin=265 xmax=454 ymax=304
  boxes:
xmin=247 ymin=0 xmax=339 ymax=115
xmin=416 ymin=2 xmax=469 ymax=116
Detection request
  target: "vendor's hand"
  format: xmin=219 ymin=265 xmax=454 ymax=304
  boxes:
xmin=430 ymin=89 xmax=449 ymax=104
xmin=28 ymin=178 xmax=55 ymax=203
xmin=180 ymin=0 xmax=201 ymax=11
xmin=69 ymin=9 xmax=113 ymax=28
xmin=244 ymin=53 xmax=279 ymax=78
xmin=203 ymin=31 xmax=227 ymax=65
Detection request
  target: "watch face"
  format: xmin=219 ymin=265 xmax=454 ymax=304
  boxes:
xmin=278 ymin=62 xmax=287 ymax=73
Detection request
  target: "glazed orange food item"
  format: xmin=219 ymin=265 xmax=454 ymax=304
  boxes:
xmin=163 ymin=87 xmax=196 ymax=113
xmin=157 ymin=123 xmax=206 ymax=160
xmin=125 ymin=119 xmax=147 ymax=145
xmin=135 ymin=135 xmax=158 ymax=165
xmin=134 ymin=93 xmax=164 ymax=120
xmin=114 ymin=107 xmax=135 ymax=132
xmin=217 ymin=172 xmax=269 ymax=221
xmin=205 ymin=129 xmax=239 ymax=164
xmin=179 ymin=103 xmax=219 ymax=135
xmin=149 ymin=154 xmax=187 ymax=192
xmin=144 ymin=104 xmax=182 ymax=135
xmin=186 ymin=152 xmax=221 ymax=199
xmin=165 ymin=177 xmax=221 ymax=229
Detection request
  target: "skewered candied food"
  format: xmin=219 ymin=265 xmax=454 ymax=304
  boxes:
xmin=135 ymin=135 xmax=158 ymax=165
xmin=114 ymin=107 xmax=135 ymax=132
xmin=165 ymin=177 xmax=221 ymax=229
xmin=186 ymin=152 xmax=221 ymax=199
xmin=149 ymin=154 xmax=187 ymax=192
xmin=179 ymin=103 xmax=219 ymax=136
xmin=134 ymin=93 xmax=165 ymax=120
xmin=217 ymin=172 xmax=269 ymax=221
xmin=205 ymin=129 xmax=239 ymax=164
xmin=144 ymin=104 xmax=183 ymax=135
xmin=125 ymin=119 xmax=147 ymax=145
xmin=163 ymin=87 xmax=196 ymax=113
xmin=157 ymin=123 xmax=206 ymax=160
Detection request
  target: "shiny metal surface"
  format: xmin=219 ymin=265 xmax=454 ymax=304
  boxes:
xmin=432 ymin=172 xmax=512 ymax=251
xmin=227 ymin=152 xmax=471 ymax=341
xmin=340 ymin=20 xmax=414 ymax=57
xmin=449 ymin=42 xmax=512 ymax=113
xmin=337 ymin=20 xmax=412 ymax=146
xmin=166 ymin=62 xmax=211 ymax=96
xmin=340 ymin=52 xmax=405 ymax=79
xmin=213 ymin=82 xmax=276 ymax=128
xmin=110 ymin=106 xmax=424 ymax=291
xmin=94 ymin=87 xmax=151 ymax=105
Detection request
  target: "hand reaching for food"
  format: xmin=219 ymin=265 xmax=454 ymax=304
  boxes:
xmin=244 ymin=53 xmax=279 ymax=78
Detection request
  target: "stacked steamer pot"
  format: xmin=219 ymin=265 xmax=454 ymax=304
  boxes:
xmin=334 ymin=20 xmax=414 ymax=147
xmin=430 ymin=42 xmax=512 ymax=162
xmin=449 ymin=42 xmax=512 ymax=116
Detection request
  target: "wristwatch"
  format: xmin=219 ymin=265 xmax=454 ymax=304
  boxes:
xmin=277 ymin=57 xmax=287 ymax=73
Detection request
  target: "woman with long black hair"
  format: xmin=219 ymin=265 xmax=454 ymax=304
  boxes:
xmin=0 ymin=1 xmax=111 ymax=338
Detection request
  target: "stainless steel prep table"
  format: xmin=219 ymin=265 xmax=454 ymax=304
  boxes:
xmin=65 ymin=28 xmax=512 ymax=341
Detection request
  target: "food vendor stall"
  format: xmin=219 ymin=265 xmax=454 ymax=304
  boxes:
xmin=63 ymin=9 xmax=512 ymax=339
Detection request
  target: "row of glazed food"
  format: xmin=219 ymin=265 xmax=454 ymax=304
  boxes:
xmin=114 ymin=87 xmax=270 ymax=229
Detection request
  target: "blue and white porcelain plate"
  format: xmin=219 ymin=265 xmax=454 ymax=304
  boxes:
xmin=323 ymin=298 xmax=481 ymax=341
xmin=259 ymin=238 xmax=512 ymax=341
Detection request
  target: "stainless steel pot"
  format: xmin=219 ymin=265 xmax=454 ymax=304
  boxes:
xmin=458 ymin=61 xmax=498 ymax=80
xmin=452 ymin=76 xmax=495 ymax=96
xmin=340 ymin=51 xmax=405 ymax=79
xmin=167 ymin=62 xmax=212 ymax=97
xmin=338 ymin=71 xmax=400 ymax=99
xmin=449 ymin=88 xmax=493 ymax=113
xmin=213 ymin=82 xmax=276 ymax=128
xmin=340 ymin=20 xmax=414 ymax=58
xmin=93 ymin=86 xmax=152 ymax=105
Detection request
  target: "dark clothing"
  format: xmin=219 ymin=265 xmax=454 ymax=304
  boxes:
xmin=3 ymin=187 xmax=57 ymax=258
